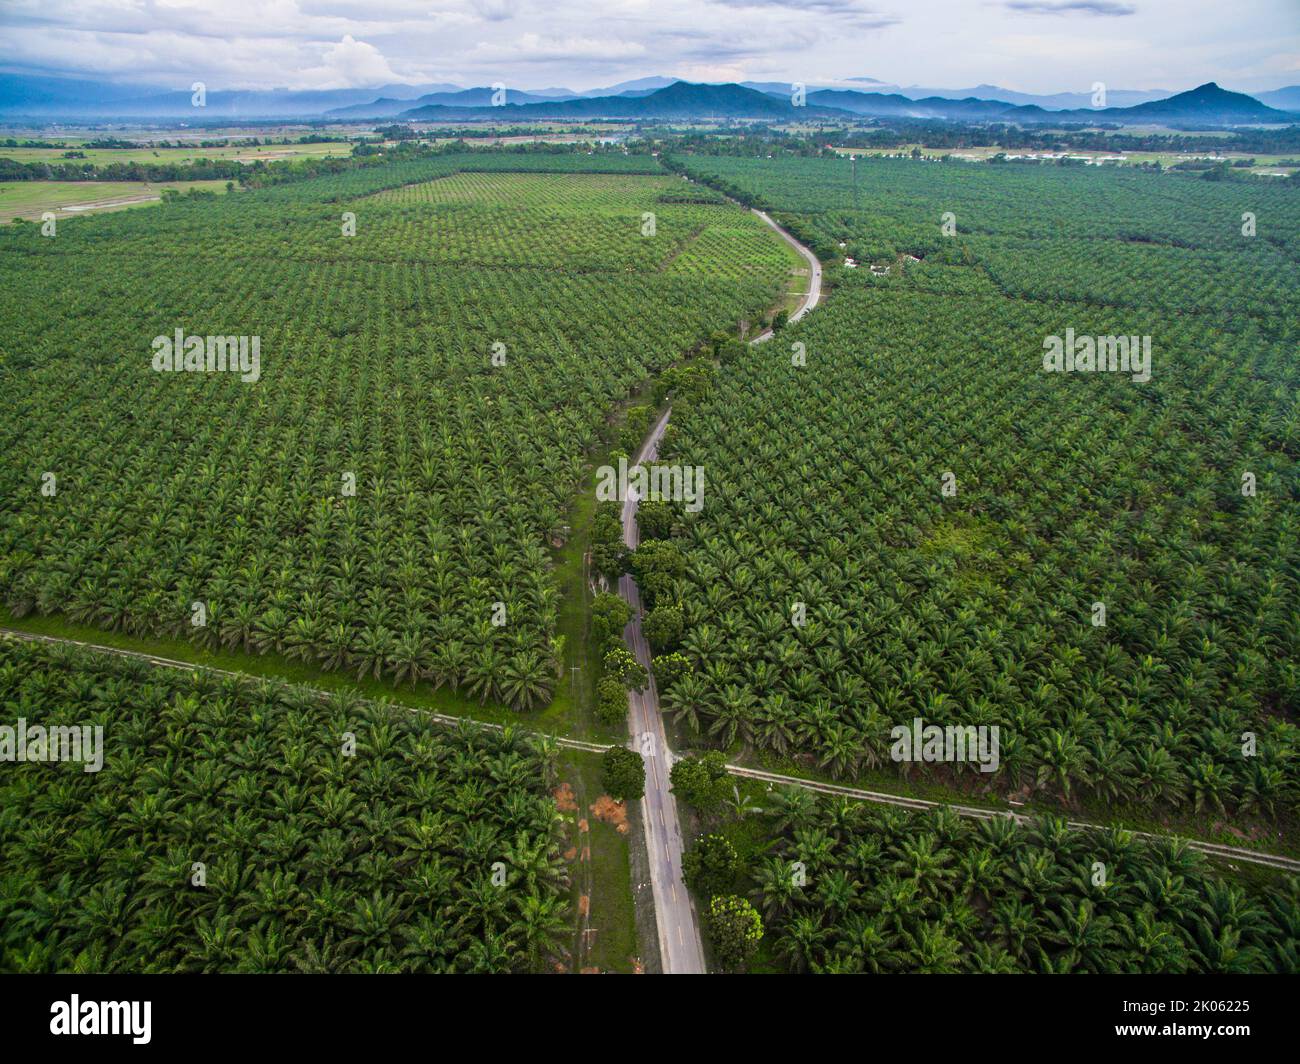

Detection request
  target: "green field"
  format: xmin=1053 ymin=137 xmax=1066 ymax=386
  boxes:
xmin=708 ymin=786 xmax=1299 ymax=973
xmin=655 ymin=153 xmax=1300 ymax=831
xmin=0 ymin=141 xmax=349 ymax=166
xmin=0 ymin=637 xmax=576 ymax=973
xmin=0 ymin=154 xmax=796 ymax=736
xmin=0 ymin=179 xmax=232 ymax=221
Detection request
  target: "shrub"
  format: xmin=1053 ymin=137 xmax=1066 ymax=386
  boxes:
xmin=683 ymin=833 xmax=743 ymax=897
xmin=601 ymin=746 xmax=646 ymax=802
xmin=596 ymin=676 xmax=629 ymax=725
xmin=643 ymin=605 xmax=684 ymax=652
xmin=706 ymin=895 xmax=763 ymax=972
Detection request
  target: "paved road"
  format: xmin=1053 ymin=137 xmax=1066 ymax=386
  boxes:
xmin=616 ymin=209 xmax=826 ymax=973
xmin=619 ymin=407 xmax=706 ymax=974
xmin=749 ymin=209 xmax=822 ymax=341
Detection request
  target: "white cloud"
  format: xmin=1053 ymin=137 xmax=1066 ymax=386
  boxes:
xmin=1004 ymin=1 xmax=1137 ymax=15
xmin=308 ymin=34 xmax=401 ymax=86
xmin=0 ymin=0 xmax=1295 ymax=92
xmin=468 ymin=33 xmax=648 ymax=64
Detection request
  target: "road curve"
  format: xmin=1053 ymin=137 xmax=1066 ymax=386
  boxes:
xmin=618 ymin=212 xmax=826 ymax=973
xmin=749 ymin=209 xmax=822 ymax=342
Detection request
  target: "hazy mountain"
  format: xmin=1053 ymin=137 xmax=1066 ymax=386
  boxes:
xmin=0 ymin=73 xmax=463 ymax=117
xmin=809 ymin=82 xmax=1294 ymax=126
xmin=103 ymin=87 xmax=403 ymax=118
xmin=327 ymin=86 xmax=565 ymax=118
xmin=365 ymin=82 xmax=463 ymax=98
xmin=864 ymin=83 xmax=1169 ymax=109
xmin=581 ymin=76 xmax=679 ymax=96
xmin=805 ymin=89 xmax=1023 ymax=120
xmin=1256 ymin=86 xmax=1300 ymax=111
xmin=399 ymin=81 xmax=845 ymax=121
xmin=0 ymin=71 xmax=1292 ymax=127
xmin=750 ymin=79 xmax=1172 ymax=110
xmin=0 ymin=72 xmax=170 ymax=111
xmin=325 ymin=97 xmax=425 ymax=119
xmin=1087 ymin=82 xmax=1295 ymax=124
xmin=740 ymin=81 xmax=807 ymax=97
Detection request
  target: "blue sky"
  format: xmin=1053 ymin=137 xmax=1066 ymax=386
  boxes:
xmin=0 ymin=0 xmax=1296 ymax=93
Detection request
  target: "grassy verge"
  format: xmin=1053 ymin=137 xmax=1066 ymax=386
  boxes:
xmin=678 ymin=776 xmax=782 ymax=973
xmin=558 ymin=750 xmax=639 ymax=973
xmin=0 ymin=605 xmax=586 ymax=736
xmin=776 ymin=238 xmax=811 ymax=319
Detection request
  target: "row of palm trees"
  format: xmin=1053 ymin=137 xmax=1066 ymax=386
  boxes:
xmin=0 ymin=150 xmax=791 ymax=713
xmin=676 ymin=151 xmax=1300 ymax=268
xmin=751 ymin=789 xmax=1298 ymax=974
xmin=655 ymin=167 xmax=1299 ymax=817
xmin=0 ymin=639 xmax=572 ymax=973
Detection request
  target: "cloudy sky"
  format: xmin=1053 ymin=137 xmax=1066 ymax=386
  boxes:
xmin=1 ymin=0 xmax=1296 ymax=94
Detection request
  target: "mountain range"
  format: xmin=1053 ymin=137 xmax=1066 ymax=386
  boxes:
xmin=392 ymin=81 xmax=1295 ymax=127
xmin=397 ymin=81 xmax=849 ymax=122
xmin=0 ymin=71 xmax=1295 ymax=127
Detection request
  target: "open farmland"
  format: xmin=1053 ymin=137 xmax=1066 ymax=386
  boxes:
xmin=654 ymin=154 xmax=1300 ymax=827
xmin=826 ymin=144 xmax=1300 ymax=174
xmin=0 ymin=154 xmax=796 ymax=731
xmin=0 ymin=140 xmax=350 ymax=167
xmin=0 ymin=179 xmax=233 ymax=221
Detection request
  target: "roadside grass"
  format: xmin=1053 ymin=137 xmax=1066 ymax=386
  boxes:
xmin=0 ymin=605 xmax=585 ymax=736
xmin=775 ymin=237 xmax=810 ymax=318
xmin=559 ymin=750 xmax=639 ymax=973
